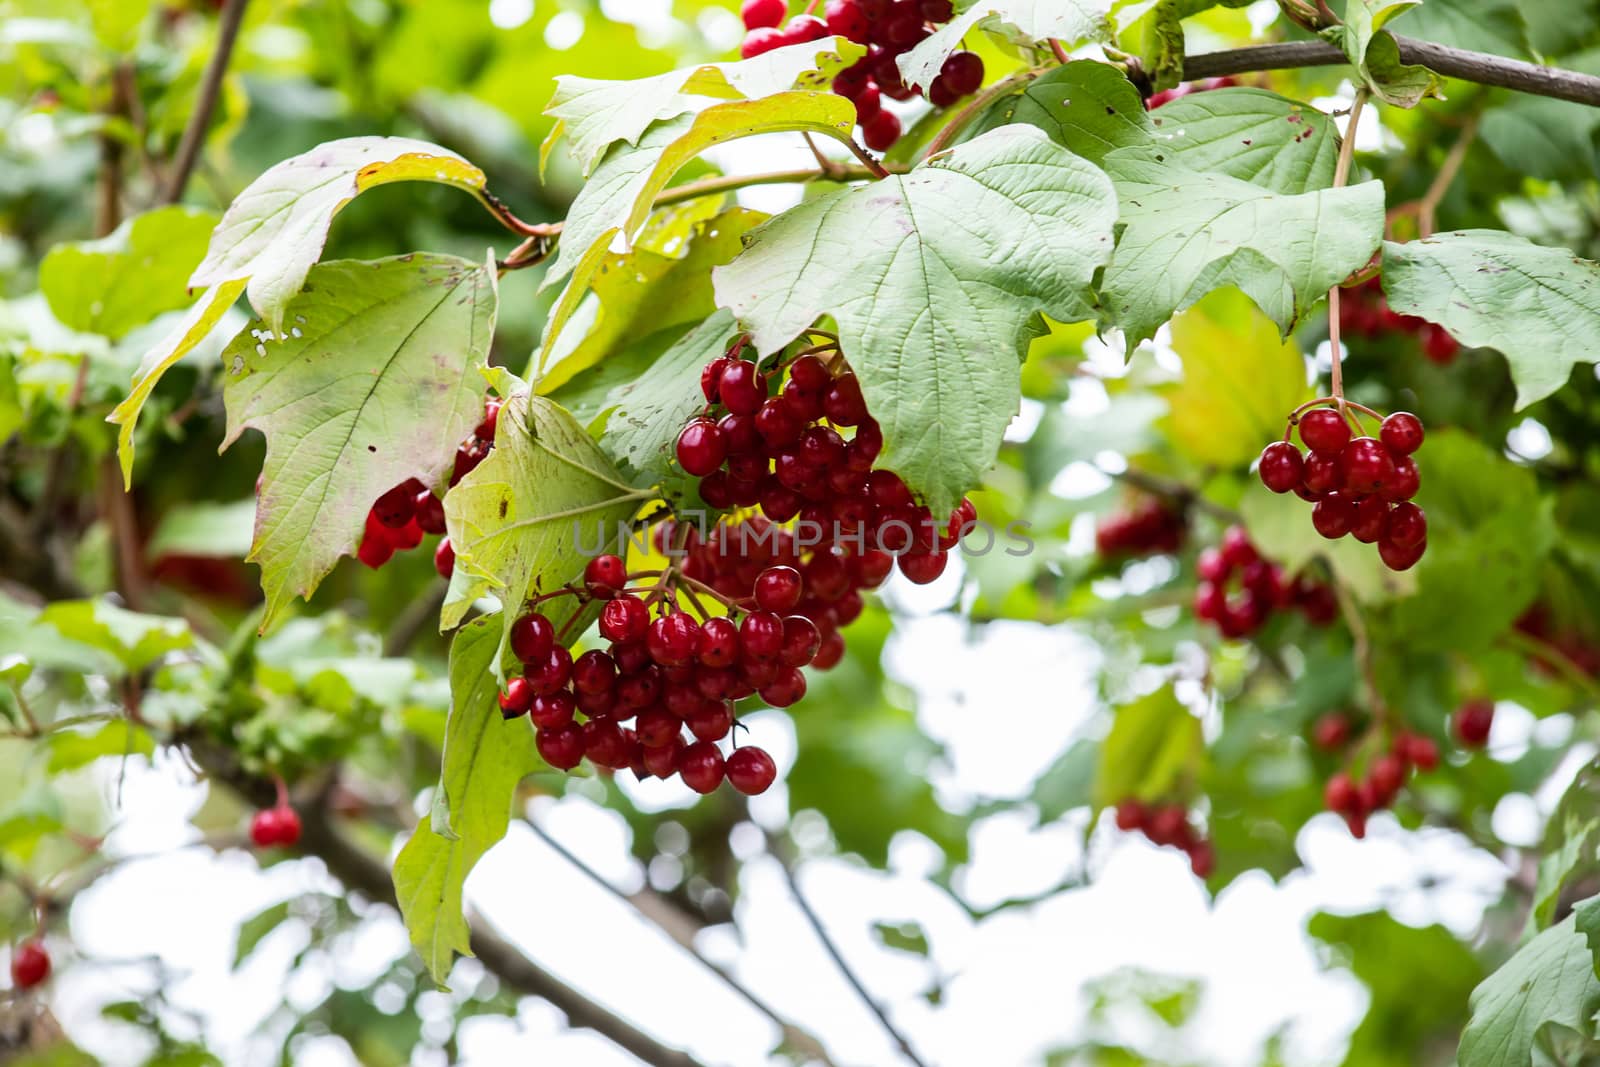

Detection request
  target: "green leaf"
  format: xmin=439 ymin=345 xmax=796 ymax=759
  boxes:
xmin=1399 ymin=0 xmax=1529 ymax=57
xmin=1459 ymin=910 xmax=1600 ymax=1067
xmin=1309 ymin=910 xmax=1480 ymax=1067
xmin=714 ymin=125 xmax=1117 ymax=516
xmin=107 ymin=279 xmax=246 ymax=487
xmin=1388 ymin=429 xmax=1553 ymax=651
xmin=442 ymin=391 xmax=646 ymax=661
xmin=1479 ymin=96 xmax=1600 ymax=183
xmin=1381 ymin=231 xmax=1600 ymax=407
xmin=572 ymin=309 xmax=742 ymax=490
xmin=394 ymin=616 xmax=540 ymax=986
xmin=1032 ymin=738 xmax=1099 ymax=822
xmin=1532 ymin=759 xmax=1600 ymax=931
xmin=538 ymin=207 xmax=762 ymax=394
xmin=147 ymin=499 xmax=256 ymax=560
xmin=40 ymin=206 xmax=217 ymax=340
xmin=1327 ymin=0 xmax=1444 ymax=108
xmin=233 ymin=899 xmax=293 ymax=969
xmin=1098 ymin=158 xmax=1384 ymax=346
xmin=37 ymin=600 xmax=193 ymax=675
xmin=544 ymin=37 xmax=867 ymax=176
xmin=220 ymin=254 xmax=497 ymax=630
xmin=872 ymin=921 xmax=931 ymax=956
xmin=968 ymin=62 xmax=1151 ymax=166
xmin=538 ymin=92 xmax=857 ymax=364
xmin=897 ymin=1 xmax=1113 ymax=91
xmin=1140 ymin=0 xmax=1186 ymax=92
xmin=1161 ymin=288 xmax=1311 ymax=468
xmin=189 ymin=137 xmax=487 ymax=333
xmin=1092 ymin=686 xmax=1202 ymax=809
xmin=46 ymin=720 xmax=153 ymax=773
xmin=1240 ymin=483 xmax=1414 ymax=604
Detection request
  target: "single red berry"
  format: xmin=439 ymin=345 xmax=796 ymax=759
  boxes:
xmin=920 ymin=0 xmax=953 ymax=17
xmin=618 ymin=665 xmax=662 ymax=710
xmin=572 ymin=650 xmax=618 ymax=695
xmin=1114 ymin=799 xmax=1147 ymax=832
xmin=1298 ymin=409 xmax=1351 ymax=453
xmin=702 ymin=356 xmax=731 ymax=403
xmin=687 ymin=700 xmax=735 ymax=743
xmin=647 ymin=613 xmax=702 ymax=666
xmin=740 ymin=26 xmax=786 ymax=58
xmin=823 ymin=374 xmax=868 ymax=427
xmin=1380 ymin=411 xmax=1424 ymax=455
xmin=1302 ymin=450 xmax=1344 ymax=495
xmin=1345 ymin=811 xmax=1368 ymax=839
xmin=754 ymin=566 xmax=804 ymax=613
xmin=499 ymin=677 xmax=535 ymax=718
xmin=1193 ymin=582 xmax=1226 ymax=622
xmin=10 ymin=940 xmax=50 ymax=989
xmin=526 ymin=646 xmax=574 ymax=696
xmin=536 ymin=723 xmax=585 ymax=770
xmin=759 ymin=667 xmax=808 ymax=707
xmin=1188 ymin=840 xmax=1216 ymax=879
xmin=1379 ymin=455 xmax=1420 ymax=502
xmin=414 ymin=491 xmax=447 ymax=535
xmin=1378 ymin=536 xmax=1426 ymax=571
xmin=741 ymin=0 xmax=787 ymax=30
xmin=584 ymin=554 xmax=628 ymax=599
xmin=357 ymin=525 xmax=395 ymax=569
xmin=861 ymin=108 xmax=901 ymax=151
xmin=1145 ymin=806 xmax=1190 ymax=847
xmin=1219 ymin=526 xmax=1257 ymax=569
xmin=679 ymin=742 xmax=727 ymax=794
xmin=677 ymin=418 xmax=728 ymax=477
xmin=1386 ymin=502 xmax=1427 ymax=550
xmin=1340 ymin=437 xmax=1395 ymax=494
xmin=825 ymin=0 xmax=869 ymax=41
xmin=1454 ymin=699 xmax=1494 ymax=748
xmin=1403 ymin=733 xmax=1440 ymax=772
xmin=697 ymin=617 xmax=741 ymax=669
xmin=898 ymin=549 xmax=948 ymax=584
xmin=1312 ymin=712 xmax=1352 ymax=751
xmin=1369 ymin=753 xmax=1406 ymax=803
xmin=812 ymin=629 xmax=846 ymax=670
xmin=1350 ymin=495 xmax=1391 ymax=544
xmin=778 ymin=615 xmax=822 ymax=668
xmin=719 ymin=361 xmax=767 ymax=416
xmin=600 ymin=594 xmax=650 ymax=643
xmin=476 ymin=398 xmax=501 ymax=441
xmin=939 ymin=51 xmax=984 ymax=96
xmin=727 ymin=746 xmax=778 ymax=795
xmin=1258 ymin=441 xmax=1305 ymax=494
xmin=433 ymin=538 xmax=455 ymax=579
xmin=1311 ymin=492 xmax=1356 ymax=539
xmin=583 ymin=719 xmax=631 ymax=769
xmin=1324 ymin=772 xmax=1358 ymax=814
xmin=530 ymin=690 xmax=576 ymax=730
xmin=510 ymin=612 xmax=555 ymax=664
xmin=785 ymin=13 xmax=830 ymax=42
xmin=372 ymin=482 xmax=420 ymax=528
xmin=739 ymin=611 xmax=786 ymax=659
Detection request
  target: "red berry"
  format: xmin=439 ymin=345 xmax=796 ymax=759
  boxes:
xmin=572 ymin=650 xmax=617 ymax=695
xmin=739 ymin=611 xmax=786 ymax=659
xmin=1369 ymin=753 xmax=1406 ymax=803
xmin=530 ymin=690 xmax=576 ymax=730
xmin=1324 ymin=772 xmax=1358 ymax=814
xmin=741 ymin=0 xmax=787 ymax=30
xmin=1379 ymin=455 xmax=1420 ymax=502
xmin=702 ymin=357 xmax=731 ymax=403
xmin=759 ymin=667 xmax=807 ymax=707
xmin=600 ymin=595 xmax=649 ymax=643
xmin=526 ymin=646 xmax=573 ymax=696
xmin=785 ymin=14 xmax=830 ymax=42
xmin=697 ymin=617 xmax=740 ymax=668
xmin=499 ymin=677 xmax=535 ymax=718
xmin=583 ymin=719 xmax=631 ymax=769
xmin=1188 ymin=840 xmax=1215 ymax=879
xmin=719 ymin=361 xmax=767 ymax=416
xmin=825 ymin=0 xmax=869 ymax=41
xmin=898 ymin=549 xmax=948 ymax=584
xmin=1380 ymin=412 xmax=1424 ymax=455
xmin=1340 ymin=437 xmax=1395 ymax=494
xmin=647 ymin=613 xmax=702 ymax=666
xmin=1312 ymin=712 xmax=1351 ymax=751
xmin=414 ymin=491 xmax=447 ymax=535
xmin=677 ymin=418 xmax=728 ymax=477
xmin=1146 ymin=806 xmax=1189 ymax=847
xmin=511 ymin=612 xmax=555 ymax=664
xmin=741 ymin=26 xmax=785 ymax=58
xmin=583 ymin=554 xmax=628 ymax=598
xmin=679 ymin=741 xmax=727 ymax=794
xmin=1114 ymin=799 xmax=1146 ymax=831
xmin=812 ymin=629 xmax=846 ymax=670
xmin=1403 ymin=733 xmax=1440 ymax=772
xmin=939 ymin=51 xmax=984 ymax=96
xmin=1350 ymin=495 xmax=1391 ymax=544
xmin=1378 ymin=536 xmax=1426 ymax=571
xmin=754 ymin=565 xmax=803 ymax=613
xmin=476 ymin=398 xmax=501 ymax=441
xmin=10 ymin=940 xmax=50 ymax=989
xmin=1386 ymin=502 xmax=1427 ymax=550
xmin=861 ymin=108 xmax=901 ymax=151
xmin=536 ymin=723 xmax=585 ymax=770
xmin=779 ymin=615 xmax=822 ymax=668
xmin=1258 ymin=441 xmax=1305 ymax=494
xmin=357 ymin=526 xmax=396 ymax=569
xmin=1302 ymin=450 xmax=1344 ymax=495
xmin=1454 ymin=699 xmax=1494 ymax=748
xmin=1219 ymin=526 xmax=1257 ymax=569
xmin=1298 ymin=409 xmax=1351 ymax=453
xmin=1311 ymin=492 xmax=1356 ymax=539
xmin=433 ymin=538 xmax=455 ymax=579
xmin=687 ymin=700 xmax=735 ymax=743
xmin=727 ymin=746 xmax=778 ymax=795
xmin=373 ymin=481 xmax=420 ymax=528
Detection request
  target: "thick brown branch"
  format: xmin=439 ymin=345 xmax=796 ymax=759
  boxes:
xmin=163 ymin=0 xmax=250 ymax=205
xmin=1185 ymin=37 xmax=1600 ymax=108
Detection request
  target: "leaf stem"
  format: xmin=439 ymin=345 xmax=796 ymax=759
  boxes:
xmin=1417 ymin=113 xmax=1479 ymax=238
xmin=164 ymin=0 xmax=250 ymax=204
xmin=1326 ymin=88 xmax=1369 ymax=412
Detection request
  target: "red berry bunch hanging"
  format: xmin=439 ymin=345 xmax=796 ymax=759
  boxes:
xmin=249 ymin=803 xmax=302 ymax=848
xmin=1258 ymin=405 xmax=1428 ymax=572
xmin=9 ymin=940 xmax=50 ymax=990
xmin=1193 ymin=526 xmax=1338 ymax=638
xmin=1339 ymin=276 xmax=1460 ymax=365
xmin=740 ymin=1 xmax=982 ymax=151
xmin=1113 ymin=799 xmax=1215 ymax=878
xmin=1320 ymin=732 xmax=1437 ymax=838
xmin=684 ymin=342 xmax=975 ymax=586
xmin=1095 ymin=498 xmax=1187 ymax=559
xmin=357 ymin=397 xmax=499 ymax=577
xmin=1145 ymin=75 xmax=1237 ymax=109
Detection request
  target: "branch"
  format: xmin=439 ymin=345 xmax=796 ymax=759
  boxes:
xmin=767 ymin=835 xmax=930 ymax=1067
xmin=526 ymin=819 xmax=838 ymax=1066
xmin=163 ymin=0 xmax=250 ymax=205
xmin=1185 ymin=37 xmax=1600 ymax=108
xmin=179 ymin=734 xmax=709 ymax=1067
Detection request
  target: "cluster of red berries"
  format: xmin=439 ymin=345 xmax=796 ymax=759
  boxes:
xmin=1340 ymin=276 xmax=1460 ymax=365
xmin=680 ymin=342 xmax=975 ymax=585
xmin=1257 ymin=406 xmax=1428 ymax=572
xmin=1094 ymin=498 xmax=1187 ymax=559
xmin=358 ymin=397 xmax=501 ymax=579
xmin=739 ymin=0 xmax=982 ymax=151
xmin=249 ymin=803 xmax=303 ymax=849
xmin=496 ymin=554 xmax=800 ymax=795
xmin=1516 ymin=607 xmax=1600 ymax=679
xmin=1194 ymin=526 xmax=1338 ymax=638
xmin=1146 ymin=75 xmax=1237 ymax=109
xmin=1113 ymin=799 xmax=1215 ymax=878
xmin=9 ymin=940 xmax=49 ymax=990
xmin=1313 ymin=712 xmax=1439 ymax=838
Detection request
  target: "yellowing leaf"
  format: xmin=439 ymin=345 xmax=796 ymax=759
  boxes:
xmin=1093 ymin=685 xmax=1203 ymax=810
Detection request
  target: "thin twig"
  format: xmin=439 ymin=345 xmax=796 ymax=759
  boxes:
xmin=382 ymin=584 xmax=448 ymax=657
xmin=925 ymin=68 xmax=1042 ymax=159
xmin=526 ymin=819 xmax=838 ymax=1066
xmin=768 ymin=835 xmax=930 ymax=1067
xmin=163 ymin=0 xmax=250 ymax=205
xmin=1107 ymin=466 xmax=1241 ymax=523
xmin=1417 ymin=113 xmax=1479 ymax=237
xmin=1327 ymin=88 xmax=1368 ymax=409
xmin=1185 ymin=37 xmax=1600 ymax=108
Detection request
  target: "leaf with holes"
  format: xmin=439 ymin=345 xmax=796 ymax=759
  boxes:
xmin=1098 ymin=157 xmax=1385 ymax=346
xmin=1382 ymin=231 xmax=1600 ymax=407
xmin=442 ymin=390 xmax=647 ymax=662
xmin=393 ymin=615 xmax=539 ymax=987
xmin=1326 ymin=0 xmax=1443 ymax=108
xmin=544 ymin=37 xmax=866 ymax=176
xmin=189 ymin=136 xmax=486 ymax=333
xmin=713 ymin=125 xmax=1117 ymax=516
xmin=897 ymin=1 xmax=1113 ymax=92
xmin=221 ymin=253 xmax=496 ymax=630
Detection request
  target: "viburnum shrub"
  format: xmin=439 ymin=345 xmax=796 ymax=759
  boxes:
xmin=21 ymin=0 xmax=1600 ymax=1052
